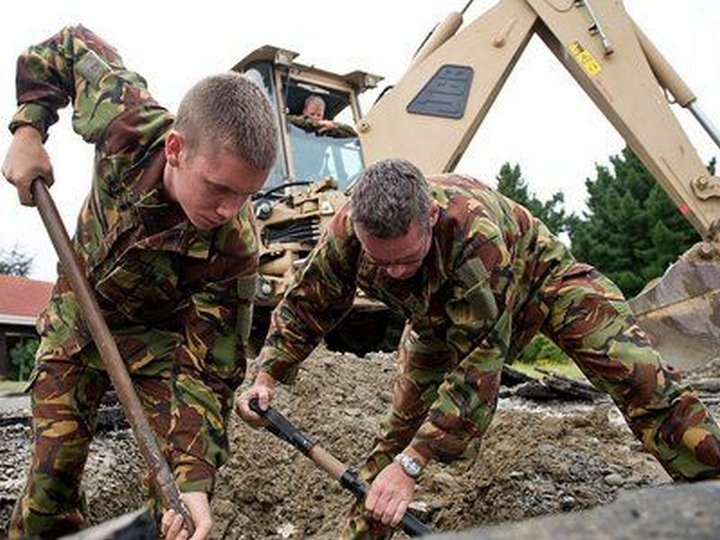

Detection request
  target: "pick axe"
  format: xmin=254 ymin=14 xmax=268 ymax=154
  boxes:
xmin=31 ymin=180 xmax=194 ymax=534
xmin=248 ymin=397 xmax=432 ymax=537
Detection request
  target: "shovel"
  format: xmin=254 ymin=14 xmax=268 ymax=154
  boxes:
xmin=248 ymin=397 xmax=432 ymax=536
xmin=31 ymin=179 xmax=194 ymax=535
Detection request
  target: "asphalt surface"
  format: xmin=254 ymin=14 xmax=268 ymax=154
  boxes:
xmin=0 ymin=392 xmax=30 ymax=415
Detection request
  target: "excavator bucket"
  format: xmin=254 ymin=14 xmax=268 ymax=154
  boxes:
xmin=628 ymin=242 xmax=720 ymax=371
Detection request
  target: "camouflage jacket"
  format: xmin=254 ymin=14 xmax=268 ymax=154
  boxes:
xmin=259 ymin=174 xmax=580 ymax=463
xmin=10 ymin=25 xmax=258 ymax=492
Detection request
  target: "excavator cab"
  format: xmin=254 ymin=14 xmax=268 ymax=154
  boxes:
xmin=283 ymin=80 xmax=363 ymax=187
xmin=231 ymin=46 xmax=398 ymax=354
xmin=233 ymin=46 xmax=376 ymax=192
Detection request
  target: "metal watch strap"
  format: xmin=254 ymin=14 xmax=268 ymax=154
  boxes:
xmin=394 ymin=452 xmax=422 ymax=478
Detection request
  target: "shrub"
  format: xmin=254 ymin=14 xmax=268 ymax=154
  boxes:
xmin=9 ymin=338 xmax=38 ymax=381
xmin=515 ymin=334 xmax=570 ymax=365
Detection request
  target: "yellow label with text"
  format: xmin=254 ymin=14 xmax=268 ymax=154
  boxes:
xmin=569 ymin=42 xmax=601 ymax=76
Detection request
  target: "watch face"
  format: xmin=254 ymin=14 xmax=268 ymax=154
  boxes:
xmin=396 ymin=453 xmax=422 ymax=478
xmin=406 ymin=459 xmax=421 ymax=476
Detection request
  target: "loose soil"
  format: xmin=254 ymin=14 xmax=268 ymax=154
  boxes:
xmin=2 ymin=347 xmax=719 ymax=539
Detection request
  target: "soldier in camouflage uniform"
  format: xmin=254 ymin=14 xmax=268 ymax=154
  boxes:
xmin=237 ymin=158 xmax=720 ymax=539
xmin=287 ymin=94 xmax=357 ymax=138
xmin=2 ymin=25 xmax=278 ymax=539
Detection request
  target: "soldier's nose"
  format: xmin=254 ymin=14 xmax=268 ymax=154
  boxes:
xmin=386 ymin=264 xmax=408 ymax=279
xmin=217 ymin=195 xmax=247 ymax=220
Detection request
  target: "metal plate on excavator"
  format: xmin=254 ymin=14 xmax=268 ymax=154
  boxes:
xmin=406 ymin=64 xmax=473 ymax=119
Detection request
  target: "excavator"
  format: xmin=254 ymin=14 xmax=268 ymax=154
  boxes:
xmin=231 ymin=0 xmax=720 ymax=369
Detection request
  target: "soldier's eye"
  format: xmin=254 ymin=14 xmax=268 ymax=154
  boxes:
xmin=208 ymin=181 xmax=229 ymax=194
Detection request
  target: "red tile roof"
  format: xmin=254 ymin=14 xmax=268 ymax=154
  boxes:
xmin=0 ymin=274 xmax=53 ymax=322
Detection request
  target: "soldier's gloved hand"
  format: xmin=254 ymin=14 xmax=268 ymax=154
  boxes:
xmin=235 ymin=371 xmax=277 ymax=428
xmin=2 ymin=125 xmax=54 ymax=206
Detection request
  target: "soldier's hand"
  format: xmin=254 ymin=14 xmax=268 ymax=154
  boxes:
xmin=235 ymin=371 xmax=277 ymax=428
xmin=2 ymin=125 xmax=54 ymax=206
xmin=161 ymin=492 xmax=211 ymax=540
xmin=315 ymin=119 xmax=337 ymax=134
xmin=366 ymin=460 xmax=416 ymax=528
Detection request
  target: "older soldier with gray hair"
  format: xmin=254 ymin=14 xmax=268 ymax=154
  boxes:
xmin=3 ymin=25 xmax=278 ymax=539
xmin=287 ymin=94 xmax=357 ymax=138
xmin=237 ymin=157 xmax=720 ymax=539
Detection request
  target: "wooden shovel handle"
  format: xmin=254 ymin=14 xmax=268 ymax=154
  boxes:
xmin=31 ymin=179 xmax=194 ymax=535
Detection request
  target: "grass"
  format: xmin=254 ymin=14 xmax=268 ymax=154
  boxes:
xmin=511 ymin=357 xmax=588 ymax=381
xmin=0 ymin=379 xmax=28 ymax=395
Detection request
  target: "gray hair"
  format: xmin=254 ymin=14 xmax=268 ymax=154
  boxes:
xmin=351 ymin=158 xmax=432 ymax=238
xmin=174 ymin=72 xmax=278 ymax=170
xmin=304 ymin=94 xmax=326 ymax=110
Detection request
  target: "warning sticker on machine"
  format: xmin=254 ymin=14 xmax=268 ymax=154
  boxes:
xmin=569 ymin=42 xmax=601 ymax=76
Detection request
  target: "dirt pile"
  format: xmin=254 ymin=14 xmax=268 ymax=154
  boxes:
xmin=3 ymin=347 xmax=718 ymax=539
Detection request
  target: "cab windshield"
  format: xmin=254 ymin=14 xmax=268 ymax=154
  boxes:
xmin=288 ymin=125 xmax=363 ymax=190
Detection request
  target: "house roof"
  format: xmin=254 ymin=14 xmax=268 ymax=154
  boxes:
xmin=0 ymin=274 xmax=53 ymax=326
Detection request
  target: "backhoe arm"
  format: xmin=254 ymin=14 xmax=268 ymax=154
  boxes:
xmin=358 ymin=0 xmax=539 ymax=175
xmin=530 ymin=0 xmax=720 ymax=241
xmin=358 ymin=0 xmax=720 ymax=241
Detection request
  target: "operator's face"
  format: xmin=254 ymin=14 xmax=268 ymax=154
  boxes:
xmin=303 ymin=101 xmax=325 ymax=121
xmin=163 ymin=131 xmax=268 ymax=230
xmin=355 ymin=204 xmax=438 ymax=281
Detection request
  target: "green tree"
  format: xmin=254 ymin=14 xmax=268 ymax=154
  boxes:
xmin=0 ymin=246 xmax=33 ymax=277
xmin=496 ymin=163 xmax=573 ymax=235
xmin=569 ymin=147 xmax=700 ymax=297
xmin=9 ymin=338 xmax=38 ymax=381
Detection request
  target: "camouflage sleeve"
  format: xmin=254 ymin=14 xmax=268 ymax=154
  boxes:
xmin=9 ymin=24 xmax=157 ymax=143
xmin=323 ymin=122 xmax=357 ymax=139
xmin=259 ymin=206 xmax=360 ymax=384
xmin=407 ymin=316 xmax=509 ymax=464
xmin=287 ymin=114 xmax=316 ymax=133
xmin=286 ymin=114 xmax=356 ymax=138
xmin=169 ymin=210 xmax=259 ymax=493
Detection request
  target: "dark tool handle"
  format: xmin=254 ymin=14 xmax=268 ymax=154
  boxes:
xmin=339 ymin=470 xmax=430 ymax=538
xmin=249 ymin=398 xmax=314 ymax=455
xmin=248 ymin=397 xmax=431 ymax=537
xmin=31 ymin=180 xmax=195 ymax=535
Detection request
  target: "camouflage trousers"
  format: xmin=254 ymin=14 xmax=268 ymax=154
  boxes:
xmin=9 ymin=330 xmax=190 ymax=539
xmin=340 ymin=266 xmax=720 ymax=539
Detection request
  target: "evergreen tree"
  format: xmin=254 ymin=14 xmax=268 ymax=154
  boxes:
xmin=496 ymin=163 xmax=572 ymax=235
xmin=569 ymin=147 xmax=700 ymax=297
xmin=0 ymin=246 xmax=32 ymax=277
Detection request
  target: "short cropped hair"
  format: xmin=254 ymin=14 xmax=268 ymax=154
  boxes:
xmin=304 ymin=94 xmax=326 ymax=111
xmin=174 ymin=72 xmax=277 ymax=170
xmin=351 ymin=158 xmax=432 ymax=238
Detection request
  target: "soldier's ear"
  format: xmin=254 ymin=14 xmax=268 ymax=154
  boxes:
xmin=429 ymin=202 xmax=440 ymax=228
xmin=165 ymin=131 xmax=184 ymax=167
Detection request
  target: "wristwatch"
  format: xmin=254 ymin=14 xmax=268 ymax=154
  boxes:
xmin=394 ymin=452 xmax=423 ymax=479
